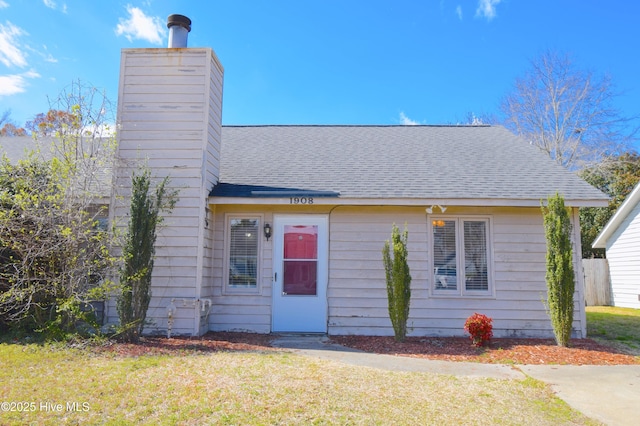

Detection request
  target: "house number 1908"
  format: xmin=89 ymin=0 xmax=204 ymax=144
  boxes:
xmin=290 ymin=197 xmax=314 ymax=204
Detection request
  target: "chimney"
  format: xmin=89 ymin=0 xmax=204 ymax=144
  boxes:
xmin=115 ymin=14 xmax=224 ymax=336
xmin=167 ymin=14 xmax=191 ymax=48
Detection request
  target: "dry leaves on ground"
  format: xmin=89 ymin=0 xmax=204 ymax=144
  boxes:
xmin=93 ymin=332 xmax=277 ymax=357
xmin=92 ymin=332 xmax=640 ymax=365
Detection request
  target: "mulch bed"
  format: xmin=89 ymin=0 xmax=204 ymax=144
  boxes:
xmin=330 ymin=335 xmax=640 ymax=365
xmin=93 ymin=332 xmax=277 ymax=357
xmin=91 ymin=332 xmax=640 ymax=365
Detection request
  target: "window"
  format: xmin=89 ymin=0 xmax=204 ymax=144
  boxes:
xmin=431 ymin=217 xmax=492 ymax=296
xmin=226 ymin=216 xmax=261 ymax=291
xmin=283 ymin=224 xmax=318 ymax=295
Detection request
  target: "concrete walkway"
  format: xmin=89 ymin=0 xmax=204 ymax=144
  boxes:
xmin=271 ymin=335 xmax=640 ymax=426
xmin=519 ymin=364 xmax=640 ymax=426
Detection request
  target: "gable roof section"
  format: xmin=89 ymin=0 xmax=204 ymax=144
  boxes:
xmin=592 ymin=181 xmax=640 ymax=248
xmin=210 ymin=125 xmax=608 ymax=207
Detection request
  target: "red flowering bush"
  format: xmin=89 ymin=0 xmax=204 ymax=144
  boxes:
xmin=464 ymin=313 xmax=493 ymax=347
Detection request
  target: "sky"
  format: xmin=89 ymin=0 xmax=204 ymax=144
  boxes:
xmin=1 ymin=0 xmax=639 ymax=144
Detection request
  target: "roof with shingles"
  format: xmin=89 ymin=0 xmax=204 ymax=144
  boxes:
xmin=1 ymin=136 xmax=114 ymax=198
xmin=210 ymin=125 xmax=609 ymax=206
xmin=1 ymin=136 xmax=40 ymax=162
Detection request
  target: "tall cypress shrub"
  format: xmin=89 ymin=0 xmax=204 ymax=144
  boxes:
xmin=382 ymin=223 xmax=411 ymax=342
xmin=117 ymin=170 xmax=177 ymax=342
xmin=541 ymin=192 xmax=575 ymax=347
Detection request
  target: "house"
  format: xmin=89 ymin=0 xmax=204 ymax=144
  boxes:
xmin=106 ymin=14 xmax=609 ymax=339
xmin=592 ymin=182 xmax=640 ymax=308
xmin=4 ymin=15 xmax=610 ymax=338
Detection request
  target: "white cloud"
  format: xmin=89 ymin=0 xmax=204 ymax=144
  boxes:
xmin=0 ymin=1 xmax=8 ymax=9
xmin=43 ymin=53 xmax=57 ymax=63
xmin=399 ymin=112 xmax=419 ymax=126
xmin=42 ymin=0 xmax=67 ymax=13
xmin=115 ymin=5 xmax=164 ymax=45
xmin=456 ymin=5 xmax=463 ymax=20
xmin=475 ymin=0 xmax=501 ymax=21
xmin=0 ymin=21 xmax=28 ymax=67
xmin=0 ymin=70 xmax=40 ymax=96
xmin=40 ymin=45 xmax=58 ymax=63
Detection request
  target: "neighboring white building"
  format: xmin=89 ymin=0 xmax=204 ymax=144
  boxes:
xmin=592 ymin=182 xmax=640 ymax=309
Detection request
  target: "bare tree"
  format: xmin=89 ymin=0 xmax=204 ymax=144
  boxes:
xmin=0 ymin=109 xmax=27 ymax=136
xmin=0 ymin=81 xmax=117 ymax=336
xmin=459 ymin=111 xmax=498 ymax=126
xmin=500 ymin=50 xmax=638 ymax=170
xmin=0 ymin=110 xmax=10 ymax=127
xmin=30 ymin=80 xmax=117 ymax=205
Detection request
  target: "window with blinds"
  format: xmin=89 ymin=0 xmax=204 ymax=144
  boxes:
xmin=464 ymin=221 xmax=489 ymax=291
xmin=228 ymin=217 xmax=259 ymax=289
xmin=431 ymin=217 xmax=492 ymax=296
xmin=433 ymin=220 xmax=458 ymax=290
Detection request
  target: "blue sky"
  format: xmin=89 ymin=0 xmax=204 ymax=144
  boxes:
xmin=1 ymin=0 xmax=639 ymax=140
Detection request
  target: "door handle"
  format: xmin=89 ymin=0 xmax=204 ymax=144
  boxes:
xmin=274 ymin=272 xmax=277 ymax=282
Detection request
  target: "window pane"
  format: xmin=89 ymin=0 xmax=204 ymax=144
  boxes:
xmin=464 ymin=221 xmax=488 ymax=291
xmin=229 ymin=218 xmax=258 ymax=287
xmin=284 ymin=225 xmax=317 ymax=259
xmin=283 ymin=225 xmax=318 ymax=295
xmin=283 ymin=260 xmax=317 ymax=295
xmin=433 ymin=220 xmax=457 ymax=290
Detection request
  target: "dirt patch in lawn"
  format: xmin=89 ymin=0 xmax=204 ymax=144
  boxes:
xmin=92 ymin=332 xmax=640 ymax=365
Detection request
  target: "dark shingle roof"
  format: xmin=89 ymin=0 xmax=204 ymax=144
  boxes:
xmin=1 ymin=136 xmax=113 ymax=198
xmin=210 ymin=125 xmax=608 ymax=206
xmin=1 ymin=136 xmax=40 ymax=163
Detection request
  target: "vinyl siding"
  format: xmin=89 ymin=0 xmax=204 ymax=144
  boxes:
xmin=209 ymin=206 xmax=275 ymax=333
xmin=108 ymin=48 xmax=223 ymax=335
xmin=208 ymin=204 xmax=587 ymax=338
xmin=606 ymin=200 xmax=640 ymax=308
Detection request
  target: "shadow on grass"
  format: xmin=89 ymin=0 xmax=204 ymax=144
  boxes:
xmin=586 ymin=306 xmax=640 ymax=356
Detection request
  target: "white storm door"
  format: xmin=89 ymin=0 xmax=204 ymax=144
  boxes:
xmin=272 ymin=215 xmax=328 ymax=332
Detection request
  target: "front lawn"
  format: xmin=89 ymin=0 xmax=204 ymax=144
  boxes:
xmin=0 ymin=343 xmax=597 ymax=425
xmin=1 ymin=306 xmax=636 ymax=424
xmin=586 ymin=306 xmax=640 ymax=355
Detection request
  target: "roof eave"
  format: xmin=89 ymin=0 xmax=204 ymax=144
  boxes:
xmin=209 ymin=196 xmax=609 ymax=207
xmin=592 ymin=182 xmax=640 ymax=249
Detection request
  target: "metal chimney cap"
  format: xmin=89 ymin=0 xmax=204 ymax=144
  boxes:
xmin=167 ymin=14 xmax=191 ymax=32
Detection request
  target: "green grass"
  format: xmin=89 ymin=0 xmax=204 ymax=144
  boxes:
xmin=586 ymin=306 xmax=640 ymax=355
xmin=0 ymin=344 xmax=599 ymax=425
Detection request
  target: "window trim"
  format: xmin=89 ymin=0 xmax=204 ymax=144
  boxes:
xmin=223 ymin=213 xmax=263 ymax=295
xmin=428 ymin=215 xmax=495 ymax=298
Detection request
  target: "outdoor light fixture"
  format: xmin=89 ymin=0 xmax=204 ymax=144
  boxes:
xmin=264 ymin=223 xmax=272 ymax=241
xmin=426 ymin=205 xmax=447 ymax=214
